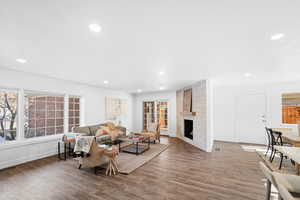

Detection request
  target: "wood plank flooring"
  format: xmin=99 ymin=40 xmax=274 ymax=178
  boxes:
xmin=0 ymin=138 xmax=266 ymax=200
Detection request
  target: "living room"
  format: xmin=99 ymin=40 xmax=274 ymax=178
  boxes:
xmin=2 ymin=1 xmax=300 ymax=200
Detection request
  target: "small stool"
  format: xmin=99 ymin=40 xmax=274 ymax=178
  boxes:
xmin=104 ymin=147 xmax=119 ymax=176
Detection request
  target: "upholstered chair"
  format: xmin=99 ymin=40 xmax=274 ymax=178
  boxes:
xmin=259 ymin=162 xmax=277 ymax=200
xmin=273 ymin=172 xmax=300 ymax=196
xmin=277 ymin=184 xmax=299 ymax=200
xmin=259 ymin=162 xmax=300 ymax=200
xmin=143 ymin=122 xmax=160 ymax=143
xmin=76 ymin=139 xmax=108 ymax=174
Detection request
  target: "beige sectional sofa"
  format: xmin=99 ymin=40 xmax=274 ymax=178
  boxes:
xmin=73 ymin=123 xmax=126 ymax=144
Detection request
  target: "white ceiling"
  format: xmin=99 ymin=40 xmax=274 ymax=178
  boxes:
xmin=1 ymin=0 xmax=300 ymax=93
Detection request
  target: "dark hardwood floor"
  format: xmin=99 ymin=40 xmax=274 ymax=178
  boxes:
xmin=0 ymin=137 xmax=266 ymax=200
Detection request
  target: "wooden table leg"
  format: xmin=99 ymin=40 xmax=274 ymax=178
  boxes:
xmin=112 ymin=158 xmax=119 ymax=172
xmin=58 ymin=142 xmax=61 ymax=159
xmin=106 ymin=158 xmax=119 ymax=176
xmin=64 ymin=143 xmax=67 ymax=160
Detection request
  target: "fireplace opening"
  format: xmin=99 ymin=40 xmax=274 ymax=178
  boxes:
xmin=184 ymin=119 xmax=193 ymax=140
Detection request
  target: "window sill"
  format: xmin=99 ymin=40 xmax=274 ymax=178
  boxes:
xmin=0 ymin=134 xmax=64 ymax=151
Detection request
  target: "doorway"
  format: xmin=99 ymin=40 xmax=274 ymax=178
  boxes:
xmin=235 ymin=93 xmax=267 ymax=144
xmin=143 ymin=101 xmax=168 ymax=134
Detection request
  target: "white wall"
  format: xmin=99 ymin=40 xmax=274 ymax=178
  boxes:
xmin=0 ymin=68 xmax=133 ymax=169
xmin=132 ymin=91 xmax=176 ymax=137
xmin=207 ymin=80 xmax=214 ymax=151
xmin=213 ymin=80 xmax=300 ymax=144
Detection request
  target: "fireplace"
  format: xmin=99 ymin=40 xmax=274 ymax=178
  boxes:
xmin=184 ymin=119 xmax=193 ymax=140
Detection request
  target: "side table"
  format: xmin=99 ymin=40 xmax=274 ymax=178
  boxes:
xmin=58 ymin=137 xmax=76 ymax=160
xmin=104 ymin=147 xmax=119 ymax=176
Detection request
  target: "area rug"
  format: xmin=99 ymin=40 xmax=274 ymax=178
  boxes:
xmin=240 ymin=144 xmax=297 ymax=174
xmin=116 ymin=143 xmax=169 ymax=174
xmin=240 ymin=145 xmax=266 ymax=152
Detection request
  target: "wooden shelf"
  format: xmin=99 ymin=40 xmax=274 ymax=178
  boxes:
xmin=180 ymin=112 xmax=198 ymax=116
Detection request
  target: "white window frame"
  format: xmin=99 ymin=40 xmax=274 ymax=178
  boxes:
xmin=0 ymin=87 xmax=83 ymax=147
xmin=67 ymin=95 xmax=82 ymax=132
xmin=0 ymin=87 xmax=19 ymax=143
xmin=142 ymin=100 xmax=169 ymax=131
xmin=23 ymin=90 xmax=67 ymax=138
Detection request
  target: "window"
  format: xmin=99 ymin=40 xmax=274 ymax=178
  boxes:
xmin=0 ymin=88 xmax=82 ymax=144
xmin=143 ymin=101 xmax=155 ymax=130
xmin=0 ymin=90 xmax=18 ymax=143
xmin=68 ymin=96 xmax=80 ymax=131
xmin=24 ymin=93 xmax=65 ymax=138
xmin=143 ymin=101 xmax=168 ymax=130
xmin=282 ymin=93 xmax=300 ymax=124
xmin=158 ymin=101 xmax=168 ymax=130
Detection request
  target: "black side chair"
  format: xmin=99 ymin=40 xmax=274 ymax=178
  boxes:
xmin=265 ymin=128 xmax=279 ymax=162
xmin=267 ymin=129 xmax=281 ymax=161
xmin=264 ymin=127 xmax=272 ymax=156
xmin=269 ymin=129 xmax=292 ymax=169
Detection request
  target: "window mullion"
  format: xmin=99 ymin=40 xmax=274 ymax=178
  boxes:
xmin=18 ymin=89 xmax=25 ymax=141
xmin=64 ymin=95 xmax=69 ymax=133
xmin=80 ymin=97 xmax=84 ymax=126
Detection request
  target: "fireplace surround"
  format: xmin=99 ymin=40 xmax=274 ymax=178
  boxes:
xmin=184 ymin=119 xmax=193 ymax=140
xmin=176 ymin=80 xmax=213 ymax=152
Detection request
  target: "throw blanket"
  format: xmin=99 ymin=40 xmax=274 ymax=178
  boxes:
xmin=74 ymin=136 xmax=94 ymax=153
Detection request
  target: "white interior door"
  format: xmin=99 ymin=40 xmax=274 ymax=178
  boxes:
xmin=235 ymin=93 xmax=266 ymax=144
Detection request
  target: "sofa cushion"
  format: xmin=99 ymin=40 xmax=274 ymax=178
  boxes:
xmin=95 ymin=126 xmax=110 ymax=137
xmin=73 ymin=126 xmax=91 ymax=136
xmin=110 ymin=129 xmax=123 ymax=141
xmin=116 ymin=126 xmax=126 ymax=136
xmin=89 ymin=124 xmax=103 ymax=136
xmin=95 ymin=134 xmax=111 ymax=143
xmin=102 ymin=122 xmax=116 ymax=129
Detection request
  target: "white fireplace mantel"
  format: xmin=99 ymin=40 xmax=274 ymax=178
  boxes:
xmin=176 ymin=80 xmax=214 ymax=152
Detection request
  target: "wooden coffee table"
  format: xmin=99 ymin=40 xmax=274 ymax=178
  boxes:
xmin=117 ymin=135 xmax=151 ymax=155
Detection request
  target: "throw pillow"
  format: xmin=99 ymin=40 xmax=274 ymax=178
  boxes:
xmin=104 ymin=122 xmax=116 ymax=130
xmin=109 ymin=129 xmax=121 ymax=141
xmin=95 ymin=126 xmax=110 ymax=137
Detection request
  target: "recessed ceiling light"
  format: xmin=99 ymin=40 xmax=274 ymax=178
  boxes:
xmin=89 ymin=24 xmax=101 ymax=33
xmin=244 ymin=73 xmax=253 ymax=78
xmin=137 ymin=89 xmax=142 ymax=93
xmin=16 ymin=58 xmax=27 ymax=63
xmin=159 ymin=86 xmax=164 ymax=90
xmin=103 ymin=80 xmax=109 ymax=84
xmin=270 ymin=33 xmax=284 ymax=41
xmin=159 ymin=71 xmax=165 ymax=75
